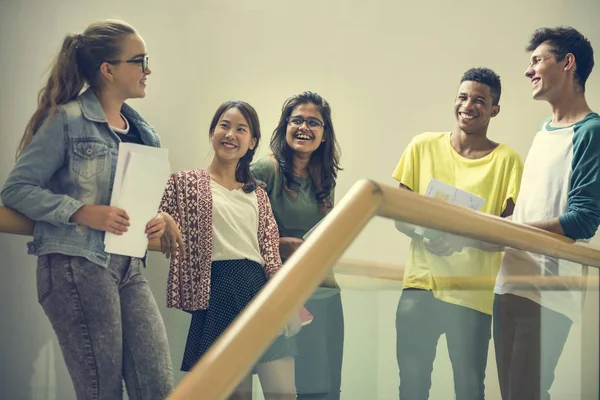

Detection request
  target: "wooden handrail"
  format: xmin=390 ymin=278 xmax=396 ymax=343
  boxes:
xmin=2 ymin=187 xmax=599 ymax=289
xmin=332 ymin=259 xmax=598 ymax=291
xmin=168 ymin=179 xmax=382 ymax=399
xmin=2 ymin=195 xmax=596 ymax=292
xmin=3 ymin=180 xmax=600 ymax=400
xmin=0 ymin=206 xmax=593 ymax=290
xmin=376 ymin=184 xmax=600 ymax=266
xmin=166 ymin=180 xmax=600 ymax=399
xmin=0 ymin=205 xmax=166 ymax=249
xmin=162 ymin=180 xmax=600 ymax=399
xmin=0 ymin=206 xmax=34 ymax=236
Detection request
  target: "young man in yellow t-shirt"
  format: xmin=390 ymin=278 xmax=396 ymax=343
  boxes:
xmin=392 ymin=67 xmax=524 ymax=399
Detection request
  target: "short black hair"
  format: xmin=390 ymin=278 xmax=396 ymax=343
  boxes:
xmin=460 ymin=67 xmax=502 ymax=105
xmin=526 ymin=26 xmax=594 ymax=91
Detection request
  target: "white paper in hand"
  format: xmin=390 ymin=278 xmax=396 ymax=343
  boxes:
xmin=414 ymin=178 xmax=485 ymax=239
xmin=104 ymin=143 xmax=170 ymax=257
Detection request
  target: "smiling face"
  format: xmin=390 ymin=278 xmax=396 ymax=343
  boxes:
xmin=285 ymin=102 xmax=326 ymax=155
xmin=210 ymin=107 xmax=257 ymax=163
xmin=524 ymin=42 xmax=571 ymax=102
xmin=454 ymin=81 xmax=499 ymax=135
xmin=100 ymin=33 xmax=151 ymax=100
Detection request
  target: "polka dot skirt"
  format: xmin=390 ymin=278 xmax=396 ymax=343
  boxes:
xmin=181 ymin=259 xmax=297 ymax=372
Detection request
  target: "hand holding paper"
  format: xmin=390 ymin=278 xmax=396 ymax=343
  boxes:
xmin=281 ymin=306 xmax=313 ymax=337
xmin=415 ymin=178 xmax=485 ymax=243
xmin=104 ymin=143 xmax=171 ymax=258
xmin=71 ymin=204 xmax=131 ymax=235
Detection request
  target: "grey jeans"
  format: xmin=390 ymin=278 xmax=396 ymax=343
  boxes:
xmin=37 ymin=253 xmax=174 ymax=400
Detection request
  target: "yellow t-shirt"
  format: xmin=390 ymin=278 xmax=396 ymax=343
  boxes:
xmin=392 ymin=132 xmax=524 ymax=315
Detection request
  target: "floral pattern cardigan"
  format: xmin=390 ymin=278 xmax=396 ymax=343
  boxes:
xmin=159 ymin=168 xmax=282 ymax=311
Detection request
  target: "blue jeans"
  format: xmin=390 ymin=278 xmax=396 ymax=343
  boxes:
xmin=37 ymin=253 xmax=173 ymax=399
xmin=396 ymin=289 xmax=492 ymax=400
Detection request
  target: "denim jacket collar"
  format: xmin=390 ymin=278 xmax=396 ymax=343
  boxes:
xmin=78 ymin=88 xmax=149 ymax=126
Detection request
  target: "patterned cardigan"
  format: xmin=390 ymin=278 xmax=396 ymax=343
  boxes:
xmin=159 ymin=168 xmax=282 ymax=311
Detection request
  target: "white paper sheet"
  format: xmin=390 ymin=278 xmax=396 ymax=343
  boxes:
xmin=414 ymin=178 xmax=485 ymax=238
xmin=104 ymin=143 xmax=171 ymax=257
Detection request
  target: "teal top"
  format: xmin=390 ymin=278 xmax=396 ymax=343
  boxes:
xmin=251 ymin=156 xmax=331 ymax=239
xmin=251 ymin=155 xmax=340 ymax=299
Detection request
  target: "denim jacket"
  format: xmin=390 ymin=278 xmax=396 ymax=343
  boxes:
xmin=1 ymin=88 xmax=161 ymax=267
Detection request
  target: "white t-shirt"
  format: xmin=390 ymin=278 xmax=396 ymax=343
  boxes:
xmin=495 ymin=113 xmax=600 ymax=322
xmin=210 ymin=180 xmax=264 ymax=265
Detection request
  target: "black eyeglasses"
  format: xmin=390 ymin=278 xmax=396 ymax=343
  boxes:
xmin=105 ymin=55 xmax=150 ymax=73
xmin=287 ymin=117 xmax=325 ymax=129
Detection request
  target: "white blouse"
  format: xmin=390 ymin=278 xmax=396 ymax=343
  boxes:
xmin=210 ymin=180 xmax=264 ymax=265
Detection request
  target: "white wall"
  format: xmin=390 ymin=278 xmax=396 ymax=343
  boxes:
xmin=1 ymin=0 xmax=599 ymax=398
